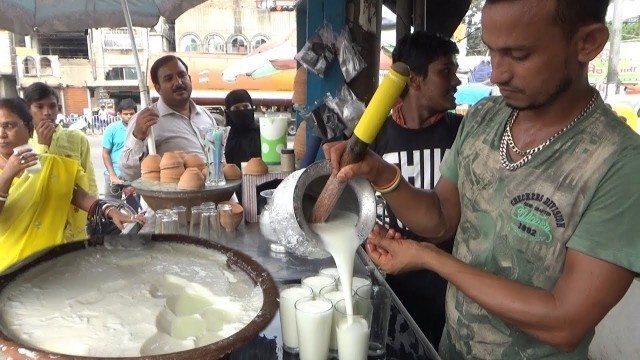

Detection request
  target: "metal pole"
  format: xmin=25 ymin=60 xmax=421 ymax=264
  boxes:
xmin=121 ymin=0 xmax=156 ymax=155
xmin=606 ymin=0 xmax=623 ymax=99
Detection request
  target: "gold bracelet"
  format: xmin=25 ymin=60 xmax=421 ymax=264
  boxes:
xmin=374 ymin=166 xmax=402 ymax=194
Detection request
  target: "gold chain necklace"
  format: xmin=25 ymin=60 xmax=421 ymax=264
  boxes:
xmin=500 ymin=91 xmax=598 ymax=171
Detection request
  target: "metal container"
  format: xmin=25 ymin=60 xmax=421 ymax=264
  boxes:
xmin=269 ymin=160 xmax=376 ymax=258
xmin=0 ymin=234 xmax=278 ymax=360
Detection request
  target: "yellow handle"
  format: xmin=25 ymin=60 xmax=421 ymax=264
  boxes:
xmin=353 ymin=62 xmax=410 ymax=144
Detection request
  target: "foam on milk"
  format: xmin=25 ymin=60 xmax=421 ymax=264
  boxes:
xmin=310 ymin=211 xmax=360 ymax=315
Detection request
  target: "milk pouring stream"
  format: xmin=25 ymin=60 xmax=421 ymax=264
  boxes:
xmin=310 ymin=211 xmax=360 ymax=315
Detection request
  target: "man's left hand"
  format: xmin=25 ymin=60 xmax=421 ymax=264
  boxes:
xmin=365 ymin=224 xmax=437 ymax=274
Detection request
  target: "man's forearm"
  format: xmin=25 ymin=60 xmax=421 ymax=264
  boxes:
xmin=383 ymin=179 xmax=450 ymax=240
xmin=102 ymin=152 xmax=117 ymax=177
xmin=428 ymin=247 xmax=634 ymax=351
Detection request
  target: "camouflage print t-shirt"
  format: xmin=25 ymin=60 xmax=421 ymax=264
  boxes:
xmin=438 ymin=96 xmax=640 ymax=359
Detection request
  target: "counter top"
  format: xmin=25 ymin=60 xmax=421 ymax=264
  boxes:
xmin=131 ymin=219 xmax=441 ymax=360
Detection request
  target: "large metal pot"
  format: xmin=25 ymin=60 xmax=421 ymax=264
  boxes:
xmin=0 ymin=234 xmax=278 ymax=360
xmin=269 ymin=160 xmax=377 ymax=258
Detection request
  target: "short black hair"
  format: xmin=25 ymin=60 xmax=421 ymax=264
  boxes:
xmin=0 ymin=97 xmax=34 ymax=133
xmin=117 ymin=98 xmax=137 ymax=113
xmin=23 ymin=82 xmax=59 ymax=106
xmin=392 ymin=31 xmax=459 ymax=78
xmin=150 ymin=55 xmax=189 ymax=85
xmin=486 ymin=0 xmax=610 ymax=37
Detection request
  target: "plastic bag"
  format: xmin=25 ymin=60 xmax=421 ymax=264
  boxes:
xmin=302 ymin=94 xmax=345 ymax=140
xmin=337 ymin=27 xmax=367 ymax=82
xmin=295 ymin=21 xmax=337 ymax=78
xmin=325 ymin=85 xmax=365 ymax=137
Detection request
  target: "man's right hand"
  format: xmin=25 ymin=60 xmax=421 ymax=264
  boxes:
xmin=35 ymin=121 xmax=55 ymax=147
xmin=322 ymin=140 xmax=394 ymax=187
xmin=132 ymin=107 xmax=159 ymax=141
xmin=109 ymin=174 xmax=123 ymax=184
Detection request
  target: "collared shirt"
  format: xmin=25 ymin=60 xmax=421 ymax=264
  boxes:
xmin=102 ymin=120 xmax=128 ymax=177
xmin=29 ymin=124 xmax=98 ymax=196
xmin=119 ymin=97 xmax=219 ymax=181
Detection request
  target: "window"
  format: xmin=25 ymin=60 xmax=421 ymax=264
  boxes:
xmin=39 ymin=32 xmax=89 ymax=59
xmin=251 ymin=35 xmax=269 ymax=51
xmin=180 ymin=34 xmax=201 ymax=52
xmin=228 ymin=35 xmax=248 ymax=54
xmin=23 ymin=57 xmax=36 ymax=76
xmin=40 ymin=57 xmax=53 ymax=76
xmin=105 ymin=67 xmax=139 ymax=81
xmin=205 ymin=34 xmax=225 ymax=53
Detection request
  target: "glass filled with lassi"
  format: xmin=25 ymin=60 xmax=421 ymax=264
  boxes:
xmin=294 ymin=296 xmax=333 ymax=360
xmin=278 ymin=284 xmax=313 ymax=353
xmin=335 ymin=298 xmax=371 ymax=360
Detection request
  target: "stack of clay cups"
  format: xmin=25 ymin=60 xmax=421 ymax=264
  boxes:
xmin=141 ymin=154 xmax=161 ymax=182
xmin=159 ymin=151 xmax=185 ymax=183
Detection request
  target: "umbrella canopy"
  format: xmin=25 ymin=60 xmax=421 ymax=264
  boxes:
xmin=0 ymin=0 xmax=207 ymax=35
xmin=0 ymin=0 xmax=208 ymax=155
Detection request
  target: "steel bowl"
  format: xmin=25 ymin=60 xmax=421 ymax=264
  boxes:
xmin=0 ymin=234 xmax=278 ymax=360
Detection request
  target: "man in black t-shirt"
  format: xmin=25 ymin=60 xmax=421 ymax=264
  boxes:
xmin=370 ymin=31 xmax=462 ymax=348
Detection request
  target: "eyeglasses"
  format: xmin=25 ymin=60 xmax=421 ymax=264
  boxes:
xmin=0 ymin=121 xmax=26 ymax=132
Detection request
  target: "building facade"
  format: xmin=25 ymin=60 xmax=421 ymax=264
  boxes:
xmin=5 ymin=0 xmax=295 ymax=116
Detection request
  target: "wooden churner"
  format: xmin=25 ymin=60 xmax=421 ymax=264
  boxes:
xmin=309 ymin=62 xmax=410 ymax=223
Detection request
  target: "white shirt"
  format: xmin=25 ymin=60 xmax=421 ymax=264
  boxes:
xmin=119 ymin=97 xmax=220 ymax=181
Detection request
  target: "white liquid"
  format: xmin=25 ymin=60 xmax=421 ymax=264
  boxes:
xmin=0 ymin=243 xmax=263 ymax=357
xmin=319 ymin=267 xmax=340 ymax=280
xmin=336 ymin=316 xmax=369 ymax=360
xmin=352 ymin=276 xmax=372 ymax=299
xmin=310 ymin=211 xmax=360 ymax=315
xmin=319 ymin=289 xmax=346 ymax=351
xmin=301 ymin=275 xmax=336 ymax=297
xmin=279 ymin=285 xmax=313 ymax=351
xmin=295 ymin=299 xmax=333 ymax=360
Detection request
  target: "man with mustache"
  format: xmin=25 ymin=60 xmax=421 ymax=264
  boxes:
xmin=369 ymin=31 xmax=462 ymax=349
xmin=120 ymin=55 xmax=221 ymax=181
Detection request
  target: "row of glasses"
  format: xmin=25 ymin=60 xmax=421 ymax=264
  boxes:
xmin=192 ymin=201 xmax=220 ymax=241
xmin=154 ymin=207 xmax=187 ymax=235
xmin=154 ymin=203 xmax=219 ymax=240
xmin=279 ymin=269 xmax=390 ymax=360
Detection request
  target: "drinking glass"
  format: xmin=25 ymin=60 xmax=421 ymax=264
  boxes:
xmin=160 ymin=212 xmax=179 ymax=234
xmin=171 ymin=206 xmax=188 ymax=235
xmin=319 ymin=285 xmax=355 ymax=354
xmin=356 ymin=285 xmax=391 ymax=357
xmin=319 ymin=266 xmax=340 ymax=281
xmin=154 ymin=209 xmax=170 ymax=234
xmin=198 ymin=208 xmax=219 ymax=241
xmin=189 ymin=205 xmax=204 ymax=237
xmin=301 ymin=274 xmax=336 ymax=298
xmin=295 ymin=296 xmax=333 ymax=360
xmin=335 ymin=298 xmax=372 ymax=360
xmin=217 ymin=203 xmax=234 ymax=232
xmin=278 ymin=284 xmax=313 ymax=354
